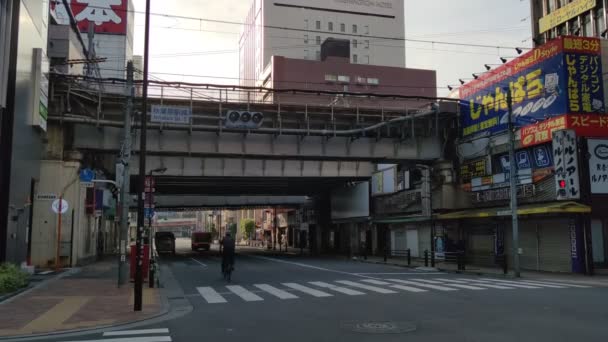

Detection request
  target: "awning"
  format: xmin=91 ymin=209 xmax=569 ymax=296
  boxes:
xmin=373 ymin=215 xmax=433 ymax=224
xmin=437 ymin=201 xmax=591 ymax=220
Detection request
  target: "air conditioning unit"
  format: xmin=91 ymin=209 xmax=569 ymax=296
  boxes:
xmin=224 ymin=110 xmax=264 ymax=129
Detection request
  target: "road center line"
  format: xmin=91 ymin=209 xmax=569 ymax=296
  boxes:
xmin=190 ymin=258 xmax=207 ymax=268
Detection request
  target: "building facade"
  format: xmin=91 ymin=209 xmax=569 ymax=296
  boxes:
xmin=530 ymin=0 xmax=606 ymax=46
xmin=239 ymin=0 xmax=405 ymax=88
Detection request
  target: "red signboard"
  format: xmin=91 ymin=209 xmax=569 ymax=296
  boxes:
xmin=521 ymin=114 xmax=608 ymax=147
xmin=70 ymin=0 xmax=128 ymax=35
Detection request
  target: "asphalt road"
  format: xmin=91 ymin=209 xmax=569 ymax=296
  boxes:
xmin=50 ymin=239 xmax=607 ymax=342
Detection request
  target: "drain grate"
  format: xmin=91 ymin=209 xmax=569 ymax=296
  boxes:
xmin=340 ymin=321 xmax=417 ymax=334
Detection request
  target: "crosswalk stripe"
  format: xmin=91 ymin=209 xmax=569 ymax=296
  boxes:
xmin=359 ymin=279 xmax=428 ymax=293
xmin=226 ymin=285 xmax=264 ymax=301
xmin=283 ymin=283 xmax=333 ymax=297
xmin=64 ymin=337 xmax=172 ymax=342
xmin=485 ymin=278 xmax=590 ymax=288
xmin=387 ymin=279 xmax=458 ymax=291
xmin=197 ymin=286 xmax=227 ymax=303
xmin=104 ymin=329 xmax=170 ymax=336
xmin=335 ymin=280 xmax=397 ymax=294
xmin=360 ymin=279 xmax=393 ymax=285
xmin=456 ymin=278 xmax=542 ymax=289
xmin=410 ymin=279 xmax=486 ymax=290
xmin=435 ymin=278 xmax=515 ymax=289
xmin=253 ymin=284 xmax=298 ymax=299
xmin=478 ymin=278 xmax=567 ymax=289
xmin=309 ymin=281 xmax=365 ymax=295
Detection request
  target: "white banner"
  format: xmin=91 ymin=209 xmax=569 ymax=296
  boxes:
xmin=588 ymin=139 xmax=608 ymax=194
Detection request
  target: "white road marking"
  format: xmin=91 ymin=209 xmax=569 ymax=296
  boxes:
xmin=410 ymin=278 xmax=487 ymax=290
xmin=64 ymin=337 xmax=172 ymax=342
xmin=360 ymin=279 xmax=428 ymax=293
xmin=494 ymin=279 xmax=590 ymax=288
xmin=387 ymin=279 xmax=458 ymax=291
xmin=479 ymin=278 xmax=568 ymax=289
xmin=335 ymin=280 xmax=397 ymax=294
xmin=226 ymin=285 xmax=264 ymax=302
xmin=360 ymin=279 xmax=393 ymax=285
xmin=37 ymin=270 xmax=54 ymax=275
xmin=309 ymin=281 xmax=365 ymax=295
xmin=283 ymin=283 xmax=333 ymax=297
xmin=250 ymin=255 xmax=380 ymax=279
xmin=435 ymin=278 xmax=515 ymax=289
xmin=197 ymin=286 xmax=227 ymax=303
xmin=355 ymin=272 xmax=443 ymax=275
xmin=254 ymin=284 xmax=298 ymax=299
xmin=190 ymin=258 xmax=207 ymax=268
xmin=104 ymin=329 xmax=170 ymax=336
xmin=456 ymin=278 xmax=541 ymax=289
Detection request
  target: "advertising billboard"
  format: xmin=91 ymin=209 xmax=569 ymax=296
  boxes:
xmin=459 ymin=36 xmax=604 ymax=139
xmin=521 ymin=113 xmax=608 ymax=147
xmin=51 ymin=0 xmax=128 ymax=35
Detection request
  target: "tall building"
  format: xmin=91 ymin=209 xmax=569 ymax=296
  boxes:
xmin=529 ymin=0 xmax=606 ymax=46
xmin=239 ymin=0 xmax=406 ymax=88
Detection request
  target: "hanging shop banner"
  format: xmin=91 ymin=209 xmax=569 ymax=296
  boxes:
xmin=538 ymin=0 xmax=596 ymax=34
xmin=569 ymin=219 xmax=586 ymax=274
xmin=459 ymin=36 xmax=604 ymax=138
xmin=521 ymin=114 xmax=608 ymax=147
xmin=588 ymin=139 xmax=608 ymax=194
xmin=459 ymin=158 xmax=487 ymax=183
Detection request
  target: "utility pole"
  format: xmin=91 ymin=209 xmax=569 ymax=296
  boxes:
xmin=507 ymin=89 xmax=521 ymax=278
xmin=135 ymin=0 xmax=151 ymax=312
xmin=118 ymin=61 xmax=133 ymax=287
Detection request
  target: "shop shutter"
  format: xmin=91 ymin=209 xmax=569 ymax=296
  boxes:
xmin=392 ymin=229 xmax=407 ymax=256
xmin=539 ymin=219 xmax=571 ymax=272
xmin=467 ymin=225 xmax=493 ymax=266
xmin=519 ymin=221 xmax=539 ymax=271
xmin=418 ymin=225 xmax=431 ymax=256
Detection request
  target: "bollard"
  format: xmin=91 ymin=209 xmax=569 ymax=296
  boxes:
xmin=384 ymin=248 xmax=388 ymax=262
xmin=502 ymin=255 xmax=508 ymax=275
xmin=424 ymin=250 xmax=429 ymax=267
xmin=363 ymin=245 xmax=367 ymax=260
xmin=148 ymin=259 xmax=155 ymax=288
xmin=407 ymin=249 xmax=411 ymax=266
xmin=457 ymin=253 xmax=463 ymax=271
xmin=431 ymin=250 xmax=435 ymax=268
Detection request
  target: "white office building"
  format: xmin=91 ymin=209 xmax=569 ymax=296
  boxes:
xmin=239 ymin=0 xmax=406 ymax=87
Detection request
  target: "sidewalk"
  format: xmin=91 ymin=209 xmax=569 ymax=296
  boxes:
xmin=358 ymin=255 xmax=608 ymax=287
xmin=0 ymin=260 xmax=161 ymax=338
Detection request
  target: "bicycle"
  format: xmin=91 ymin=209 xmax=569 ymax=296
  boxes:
xmin=222 ymin=260 xmax=234 ymax=282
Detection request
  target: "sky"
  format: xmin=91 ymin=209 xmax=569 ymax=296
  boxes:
xmin=131 ymin=0 xmax=533 ymax=97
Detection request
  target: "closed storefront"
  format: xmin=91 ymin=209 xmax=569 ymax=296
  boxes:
xmin=465 ymin=221 xmax=495 ymax=266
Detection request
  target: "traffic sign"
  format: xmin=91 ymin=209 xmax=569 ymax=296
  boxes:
xmin=36 ymin=193 xmax=57 ymax=201
xmin=80 ymin=181 xmax=94 ymax=188
xmin=51 ymin=199 xmax=69 ymax=214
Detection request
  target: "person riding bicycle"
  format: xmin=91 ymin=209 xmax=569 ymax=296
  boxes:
xmin=221 ymin=231 xmax=236 ymax=274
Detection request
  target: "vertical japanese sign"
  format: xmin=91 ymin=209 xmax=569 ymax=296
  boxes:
xmin=459 ymin=36 xmax=604 ymax=138
xmin=587 ymin=139 xmax=608 ymax=194
xmin=569 ymin=219 xmax=585 ymax=274
xmin=552 ymin=129 xmax=580 ymax=200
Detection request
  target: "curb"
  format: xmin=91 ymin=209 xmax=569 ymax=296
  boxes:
xmin=0 ymin=264 xmax=181 ymax=342
xmin=354 ymin=258 xmax=515 ymax=278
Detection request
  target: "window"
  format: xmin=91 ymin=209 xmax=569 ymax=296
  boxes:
xmin=316 ymin=36 xmax=321 ymax=45
xmin=325 ymin=74 xmax=337 ymax=82
xmin=338 ymin=75 xmax=350 ymax=83
xmin=340 ymin=23 xmax=345 ymax=32
xmin=315 ymin=50 xmax=321 ymax=60
xmin=304 ymin=19 xmax=308 ymax=29
xmin=352 ymin=24 xmax=358 ymax=33
xmin=582 ymin=13 xmax=592 ymax=36
xmin=328 ymin=22 xmax=333 ymax=31
xmin=557 ymin=0 xmax=566 ymax=8
xmin=356 ymin=76 xmax=366 ymax=84
xmin=367 ymin=78 xmax=379 ymax=85
xmin=304 ymin=35 xmax=309 ymax=44
xmin=596 ymin=7 xmax=605 ymax=36
xmin=568 ymin=18 xmax=579 ymax=35
xmin=364 ymin=55 xmax=370 ymax=64
xmin=353 ymin=54 xmax=358 ymax=63
xmin=316 ymin=20 xmax=321 ymax=30
xmin=304 ymin=50 xmax=309 ymax=59
xmin=365 ymin=40 xmax=370 ymax=49
xmin=352 ymin=39 xmax=358 ymax=48
xmin=364 ymin=25 xmax=369 ymax=34
xmin=546 ymin=0 xmax=555 ymax=14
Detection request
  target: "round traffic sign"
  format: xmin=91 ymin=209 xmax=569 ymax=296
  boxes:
xmin=51 ymin=199 xmax=69 ymax=214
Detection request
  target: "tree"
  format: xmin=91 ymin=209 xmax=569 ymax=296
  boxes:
xmin=240 ymin=219 xmax=255 ymax=240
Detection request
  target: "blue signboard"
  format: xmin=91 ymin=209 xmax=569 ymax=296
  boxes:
xmin=533 ymin=145 xmax=552 ymax=168
xmin=460 ymin=36 xmax=604 ymax=138
xmin=516 ymin=150 xmax=531 ymax=169
xmin=79 ymin=168 xmax=95 ymax=182
xmin=144 ymin=207 xmax=155 ymax=219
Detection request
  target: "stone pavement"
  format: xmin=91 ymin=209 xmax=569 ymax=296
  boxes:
xmin=0 ymin=261 xmax=161 ymax=338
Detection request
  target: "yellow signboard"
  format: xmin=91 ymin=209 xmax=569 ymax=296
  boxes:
xmin=539 ymin=0 xmax=596 ymax=33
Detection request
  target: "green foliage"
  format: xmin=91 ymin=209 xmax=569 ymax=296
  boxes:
xmin=240 ymin=219 xmax=256 ymax=238
xmin=0 ymin=263 xmax=29 ymax=294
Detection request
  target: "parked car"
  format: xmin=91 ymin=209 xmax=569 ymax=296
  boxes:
xmin=191 ymin=231 xmax=212 ymax=251
xmin=155 ymin=232 xmax=176 ymax=255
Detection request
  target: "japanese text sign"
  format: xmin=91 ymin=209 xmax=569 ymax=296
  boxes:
xmin=60 ymin=0 xmax=129 ymax=35
xmin=538 ymin=0 xmax=596 ymax=34
xmin=552 ymin=129 xmax=580 ymax=200
xmin=151 ymin=105 xmax=192 ymax=124
xmin=459 ymin=36 xmax=604 ymax=138
xmin=521 ymin=114 xmax=608 ymax=147
xmin=460 ymin=158 xmax=487 ymax=183
xmin=588 ymin=139 xmax=608 ymax=194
